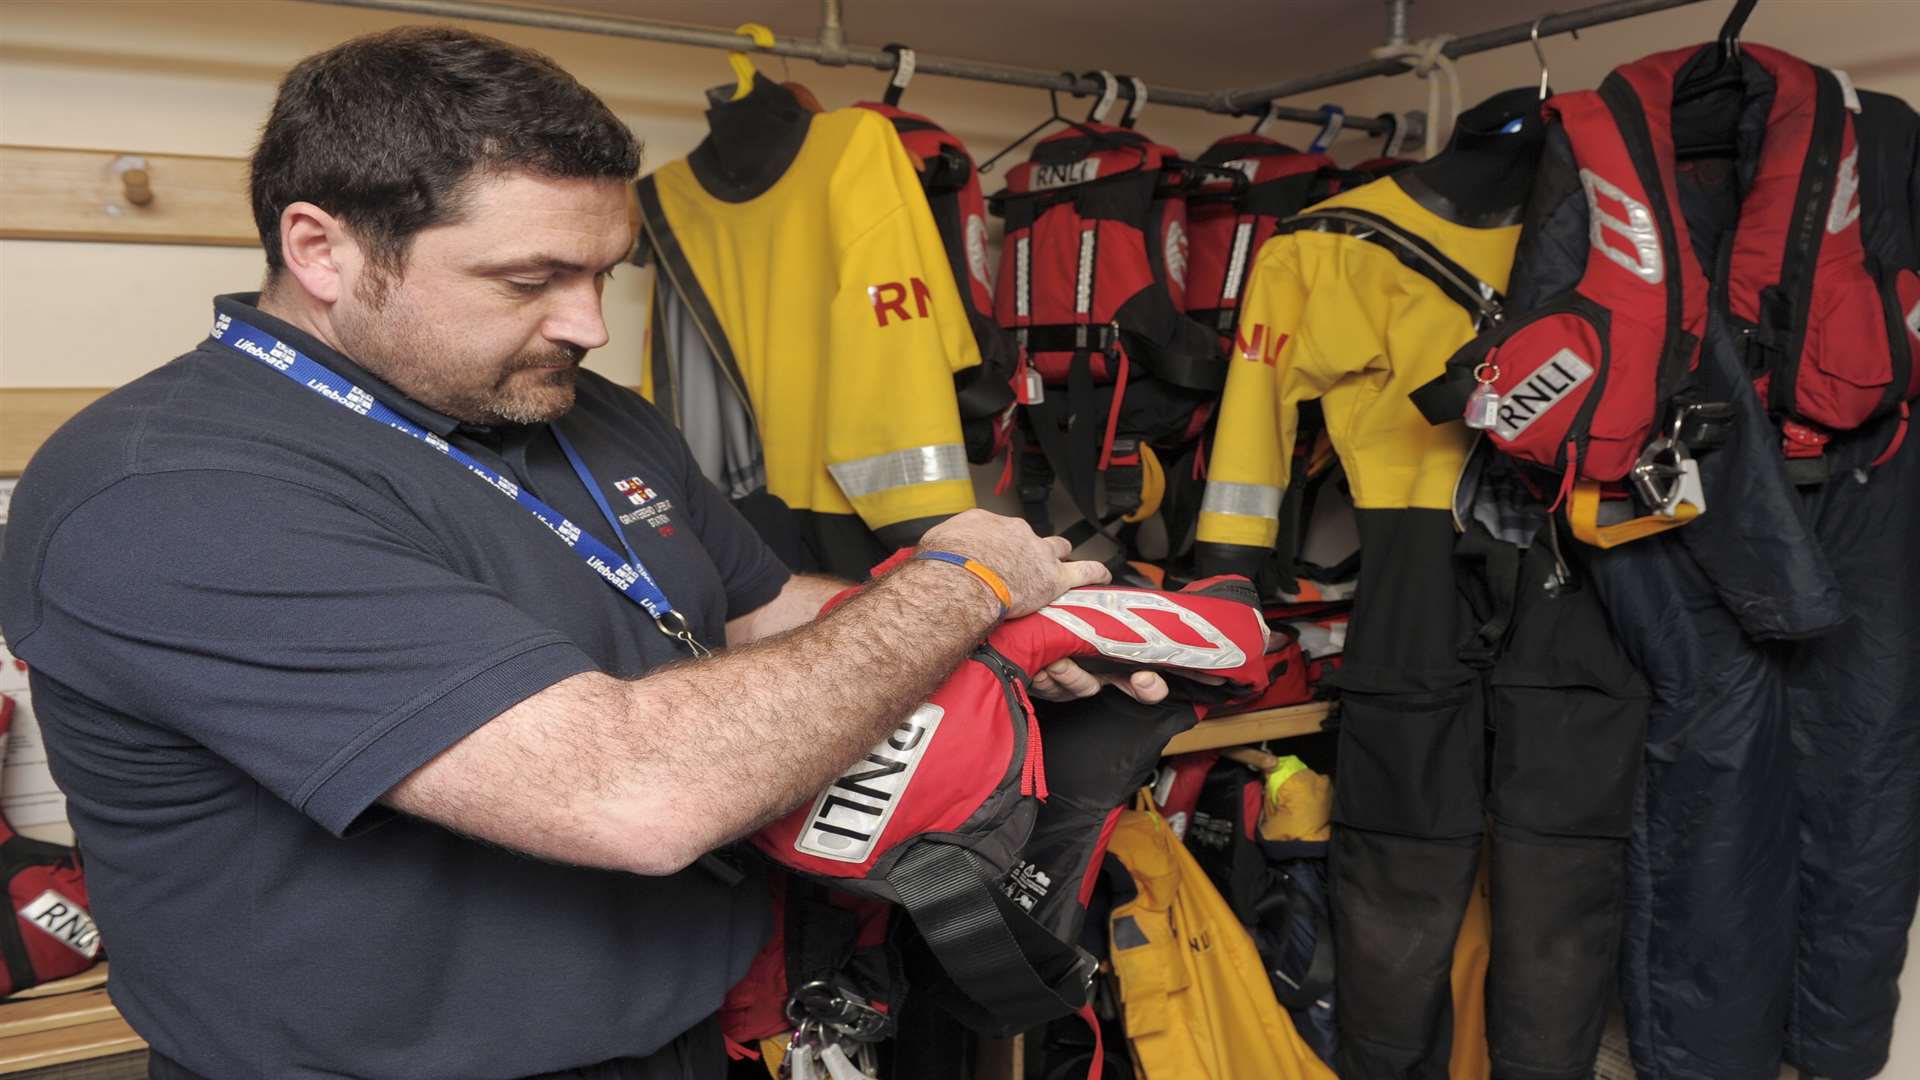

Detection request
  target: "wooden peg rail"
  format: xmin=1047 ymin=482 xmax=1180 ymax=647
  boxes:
xmin=0 ymin=145 xmax=255 ymax=247
xmin=1161 ymin=701 xmax=1331 ymax=756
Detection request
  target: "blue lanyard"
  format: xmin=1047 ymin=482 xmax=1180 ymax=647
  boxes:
xmin=209 ymin=310 xmax=709 ymax=657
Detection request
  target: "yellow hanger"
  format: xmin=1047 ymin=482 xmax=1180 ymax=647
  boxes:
xmin=728 ymin=23 xmax=775 ymax=101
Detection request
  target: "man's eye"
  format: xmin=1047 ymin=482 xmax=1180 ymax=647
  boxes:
xmin=507 ymin=279 xmax=549 ymax=294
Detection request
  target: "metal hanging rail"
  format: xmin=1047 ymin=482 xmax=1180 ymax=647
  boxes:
xmin=307 ymin=0 xmax=1722 ymax=131
xmin=303 ymin=0 xmax=1393 ymax=133
xmin=1214 ymin=0 xmax=1715 ymax=112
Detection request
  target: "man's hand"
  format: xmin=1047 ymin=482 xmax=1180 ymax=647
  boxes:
xmin=917 ymin=509 xmax=1110 ymax=617
xmin=1031 ymin=663 xmax=1170 ymax=704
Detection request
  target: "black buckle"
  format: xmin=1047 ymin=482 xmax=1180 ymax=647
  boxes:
xmin=1673 ymin=401 xmax=1736 ymax=451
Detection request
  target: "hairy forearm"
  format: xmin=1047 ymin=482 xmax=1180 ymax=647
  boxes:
xmin=388 ymin=559 xmax=999 ymax=874
xmin=629 ymin=561 xmax=995 ymax=862
xmin=725 ymin=573 xmax=849 ymax=645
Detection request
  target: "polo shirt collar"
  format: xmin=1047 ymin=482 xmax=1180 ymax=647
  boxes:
xmin=213 ymin=293 xmax=463 ymax=437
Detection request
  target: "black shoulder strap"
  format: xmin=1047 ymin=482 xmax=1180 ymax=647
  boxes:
xmin=888 ymin=840 xmax=1099 ymax=1036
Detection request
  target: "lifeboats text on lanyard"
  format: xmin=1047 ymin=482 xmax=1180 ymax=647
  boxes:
xmin=208 ymin=311 xmax=710 ymax=658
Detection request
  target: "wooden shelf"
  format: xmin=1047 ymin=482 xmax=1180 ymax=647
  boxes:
xmin=0 ymin=145 xmax=254 ymax=248
xmin=0 ymin=966 xmax=145 ymax=1075
xmin=1161 ymin=701 xmax=1331 ymax=756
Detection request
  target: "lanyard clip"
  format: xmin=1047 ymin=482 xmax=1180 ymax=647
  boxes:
xmin=654 ymin=610 xmax=713 ymax=659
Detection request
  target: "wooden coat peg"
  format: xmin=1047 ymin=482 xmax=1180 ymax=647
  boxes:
xmin=113 ymin=156 xmax=153 ymax=207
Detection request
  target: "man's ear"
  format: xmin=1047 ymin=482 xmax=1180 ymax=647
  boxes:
xmin=278 ymin=202 xmax=359 ymax=305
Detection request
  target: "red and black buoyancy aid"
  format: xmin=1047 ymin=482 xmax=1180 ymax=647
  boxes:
xmin=737 ymin=562 xmax=1271 ymax=1037
xmin=1184 ymin=136 xmax=1339 ymax=344
xmin=0 ymin=695 xmax=101 ymax=996
xmin=857 ymin=102 xmax=1020 ymax=463
xmin=991 ymin=122 xmax=1230 ymax=551
xmin=1422 ymin=44 xmax=1920 ymax=497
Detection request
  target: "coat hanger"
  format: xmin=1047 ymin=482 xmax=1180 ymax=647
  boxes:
xmin=881 ymin=43 xmax=916 ymax=107
xmin=1720 ymin=0 xmax=1759 ymax=59
xmin=708 ymin=22 xmax=775 ymax=106
xmin=1119 ymin=75 xmax=1148 ymax=129
xmin=1530 ymin=14 xmax=1579 ymax=101
xmin=1085 ymin=70 xmax=1121 ymax=124
xmin=978 ymin=77 xmax=1074 ymax=175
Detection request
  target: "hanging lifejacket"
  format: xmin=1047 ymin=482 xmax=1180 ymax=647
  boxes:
xmin=743 ymin=560 xmax=1272 ymax=1035
xmin=990 ymin=122 xmax=1229 ymax=552
xmin=1183 ymin=136 xmax=1339 ymax=345
xmin=0 ymin=695 xmax=102 ymax=996
xmin=857 ymin=101 xmax=1020 ymax=463
xmin=1417 ymin=44 xmax=1920 ymax=531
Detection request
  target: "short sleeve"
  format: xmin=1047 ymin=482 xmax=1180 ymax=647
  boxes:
xmin=13 ymin=470 xmax=598 ymax=836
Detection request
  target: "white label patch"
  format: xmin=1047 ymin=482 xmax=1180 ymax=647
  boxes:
xmin=18 ymin=891 xmax=99 ymax=959
xmin=1225 ymin=158 xmax=1260 ymax=182
xmin=1039 ymin=588 xmax=1245 ymax=670
xmin=1581 ymin=168 xmax=1664 ymax=284
xmin=1904 ymin=295 xmax=1920 ymax=340
xmin=1030 ymin=158 xmax=1099 ymax=191
xmin=964 ymin=213 xmax=995 ymax=292
xmin=794 ymin=704 xmax=944 ymax=864
xmin=1492 ymin=349 xmax=1596 ymax=443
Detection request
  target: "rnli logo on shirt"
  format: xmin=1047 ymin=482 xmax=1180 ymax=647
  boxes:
xmin=614 ymin=476 xmax=657 ymax=507
xmin=614 ymin=476 xmax=676 ymax=536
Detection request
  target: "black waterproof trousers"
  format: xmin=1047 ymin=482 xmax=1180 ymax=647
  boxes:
xmin=1598 ymin=406 xmax=1920 ymax=1080
xmin=1332 ymin=508 xmax=1647 ymax=1080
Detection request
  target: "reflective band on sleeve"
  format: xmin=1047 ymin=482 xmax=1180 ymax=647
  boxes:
xmin=828 ymin=443 xmax=970 ymax=498
xmin=1222 ymin=220 xmax=1255 ymax=302
xmin=1200 ymin=480 xmax=1284 ymax=520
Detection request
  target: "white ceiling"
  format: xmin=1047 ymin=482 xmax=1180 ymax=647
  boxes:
xmin=473 ymin=0 xmax=1596 ymax=91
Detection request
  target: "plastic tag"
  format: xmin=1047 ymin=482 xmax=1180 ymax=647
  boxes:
xmin=1022 ymin=368 xmax=1045 ymax=405
xmin=1465 ymin=382 xmax=1502 ymax=430
xmin=1660 ymin=457 xmax=1705 ymax=518
xmin=788 ymin=1044 xmax=821 ymax=1080
xmin=819 ymin=1043 xmax=875 ymax=1080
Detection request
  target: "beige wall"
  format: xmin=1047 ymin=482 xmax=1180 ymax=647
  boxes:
xmin=4 ymin=0 xmax=1920 ymax=1070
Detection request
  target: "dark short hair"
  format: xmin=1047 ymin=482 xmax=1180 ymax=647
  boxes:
xmin=250 ymin=26 xmax=640 ymax=279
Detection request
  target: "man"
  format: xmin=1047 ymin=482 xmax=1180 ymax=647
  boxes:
xmin=0 ymin=27 xmax=1164 ymax=1080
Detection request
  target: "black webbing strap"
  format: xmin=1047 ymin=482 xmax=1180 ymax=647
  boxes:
xmin=1453 ymin=523 xmax=1526 ymax=669
xmin=888 ymin=842 xmax=1097 ymax=1031
xmin=1410 ymin=364 xmax=1479 ymax=426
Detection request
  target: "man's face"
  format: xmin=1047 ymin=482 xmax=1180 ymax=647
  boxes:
xmin=333 ymin=171 xmax=634 ymax=426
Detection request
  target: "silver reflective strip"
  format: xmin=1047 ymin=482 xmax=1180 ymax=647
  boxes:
xmin=828 ymin=443 xmax=970 ymax=499
xmin=1075 ymin=226 xmax=1096 ymax=316
xmin=1015 ymin=236 xmax=1031 ymax=319
xmin=1200 ymin=480 xmax=1283 ymax=520
xmin=1039 ymin=588 xmax=1248 ymax=670
xmin=1222 ymin=221 xmax=1255 ymax=302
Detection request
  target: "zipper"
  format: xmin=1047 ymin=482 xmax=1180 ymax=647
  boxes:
xmin=977 ymin=644 xmax=1048 ymax=800
xmin=1296 ymin=208 xmax=1507 ymax=328
xmin=637 ymin=192 xmax=763 ymax=436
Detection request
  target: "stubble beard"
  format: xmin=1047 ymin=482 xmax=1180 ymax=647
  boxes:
xmin=339 ymin=277 xmax=585 ymax=426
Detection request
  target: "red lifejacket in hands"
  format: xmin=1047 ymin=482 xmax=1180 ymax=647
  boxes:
xmin=734 ymin=558 xmax=1270 ymax=1040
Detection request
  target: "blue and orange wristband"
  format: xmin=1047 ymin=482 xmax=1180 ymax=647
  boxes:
xmin=912 ymin=550 xmax=1012 ymax=620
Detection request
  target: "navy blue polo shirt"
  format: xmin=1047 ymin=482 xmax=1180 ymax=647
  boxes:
xmin=0 ymin=294 xmax=789 ymax=1079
